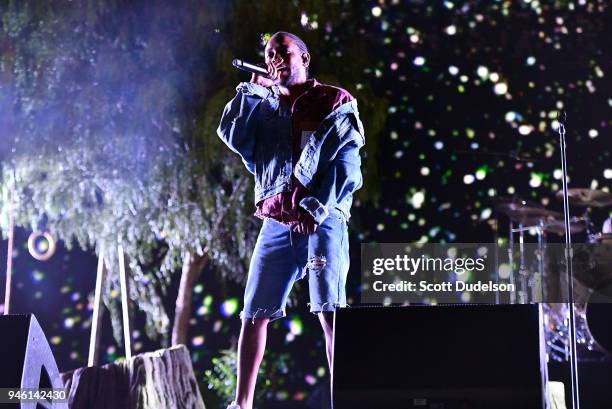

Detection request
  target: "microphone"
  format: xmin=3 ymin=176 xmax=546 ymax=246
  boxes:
xmin=557 ymin=110 xmax=567 ymax=125
xmin=232 ymin=59 xmax=270 ymax=77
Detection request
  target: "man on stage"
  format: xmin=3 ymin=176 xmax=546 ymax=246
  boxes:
xmin=217 ymin=31 xmax=365 ymax=409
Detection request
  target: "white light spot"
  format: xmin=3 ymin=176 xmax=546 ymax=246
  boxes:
xmin=505 ymin=111 xmax=517 ymax=122
xmin=529 ymin=173 xmax=543 ymax=188
xmin=434 ymin=141 xmax=444 ymax=150
xmin=489 ymin=72 xmax=500 ymax=82
xmin=448 ymin=65 xmax=459 ymax=75
xmin=475 ymin=169 xmax=487 ymax=180
xmin=498 ymin=263 xmax=511 ymax=279
xmin=371 ymin=6 xmax=382 ymax=17
xmin=476 ymin=66 xmax=489 ymax=79
xmin=604 ymin=169 xmax=612 ymax=179
xmin=494 ymin=82 xmax=508 ymax=95
xmin=481 ymin=208 xmax=492 ymax=219
xmin=585 ymin=80 xmax=596 ymax=93
xmin=526 ymin=56 xmax=536 ymax=65
xmin=413 ymin=56 xmax=426 ymax=66
xmin=463 ymin=174 xmax=475 ymax=184
xmin=553 ymin=169 xmax=563 ymax=179
xmin=588 ymin=129 xmax=599 ymax=138
xmin=445 ymin=25 xmax=457 ymax=35
xmin=421 ymin=167 xmax=430 ymax=176
xmin=518 ymin=125 xmax=533 ymax=135
xmin=411 ymin=191 xmax=426 ymax=209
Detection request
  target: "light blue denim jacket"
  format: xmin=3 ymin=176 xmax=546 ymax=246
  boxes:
xmin=217 ymin=82 xmax=365 ymax=224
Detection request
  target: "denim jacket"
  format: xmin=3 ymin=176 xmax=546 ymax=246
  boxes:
xmin=217 ymin=82 xmax=365 ymax=224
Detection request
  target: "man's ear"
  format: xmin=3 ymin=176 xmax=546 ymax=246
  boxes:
xmin=302 ymin=52 xmax=311 ymax=67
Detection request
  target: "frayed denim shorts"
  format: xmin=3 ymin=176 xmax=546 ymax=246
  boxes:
xmin=240 ymin=209 xmax=350 ymax=322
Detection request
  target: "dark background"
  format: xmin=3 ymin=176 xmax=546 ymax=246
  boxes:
xmin=1 ymin=0 xmax=611 ymax=407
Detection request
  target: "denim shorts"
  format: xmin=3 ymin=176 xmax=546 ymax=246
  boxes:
xmin=240 ymin=209 xmax=350 ymax=321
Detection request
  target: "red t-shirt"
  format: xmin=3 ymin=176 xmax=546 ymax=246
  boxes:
xmin=254 ymin=79 xmax=354 ymax=224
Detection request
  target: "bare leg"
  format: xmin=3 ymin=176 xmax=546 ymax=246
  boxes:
xmin=319 ymin=311 xmax=335 ymax=408
xmin=318 ymin=311 xmax=335 ymax=371
xmin=235 ymin=317 xmax=270 ymax=409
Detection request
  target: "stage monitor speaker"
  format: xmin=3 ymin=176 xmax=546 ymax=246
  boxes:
xmin=0 ymin=314 xmax=68 ymax=409
xmin=333 ymin=304 xmax=547 ymax=409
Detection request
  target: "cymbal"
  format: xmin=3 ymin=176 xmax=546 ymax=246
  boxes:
xmin=495 ymin=200 xmax=562 ymax=224
xmin=543 ymin=217 xmax=587 ymax=235
xmin=556 ymin=189 xmax=612 ymax=207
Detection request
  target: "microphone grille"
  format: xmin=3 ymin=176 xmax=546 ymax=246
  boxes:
xmin=557 ymin=110 xmax=567 ymax=124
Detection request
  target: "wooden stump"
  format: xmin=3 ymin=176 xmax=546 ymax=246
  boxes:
xmin=61 ymin=345 xmax=206 ymax=409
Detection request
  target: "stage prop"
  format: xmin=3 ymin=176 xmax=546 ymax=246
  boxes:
xmin=68 ymin=246 xmax=205 ymax=409
xmin=61 ymin=344 xmax=205 ymax=409
xmin=333 ymin=305 xmax=549 ymax=409
xmin=0 ymin=314 xmax=68 ymax=409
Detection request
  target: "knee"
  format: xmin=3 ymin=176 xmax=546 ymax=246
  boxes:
xmin=318 ymin=312 xmax=334 ymax=334
xmin=307 ymin=255 xmax=327 ymax=273
xmin=242 ymin=317 xmax=270 ymax=331
xmin=239 ymin=317 xmax=270 ymax=342
xmin=243 ymin=317 xmax=270 ymax=326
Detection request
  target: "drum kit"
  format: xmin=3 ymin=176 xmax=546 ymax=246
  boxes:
xmin=495 ymin=188 xmax=612 ymax=362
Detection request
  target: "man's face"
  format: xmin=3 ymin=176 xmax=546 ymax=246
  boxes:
xmin=265 ymin=35 xmax=309 ymax=86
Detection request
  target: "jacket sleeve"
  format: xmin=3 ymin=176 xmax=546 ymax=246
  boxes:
xmin=217 ymin=82 xmax=270 ymax=174
xmin=294 ymin=113 xmax=365 ymax=224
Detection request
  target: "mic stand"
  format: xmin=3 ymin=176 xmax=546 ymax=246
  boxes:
xmin=558 ymin=114 xmax=580 ymax=409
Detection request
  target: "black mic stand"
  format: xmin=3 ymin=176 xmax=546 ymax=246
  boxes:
xmin=557 ymin=111 xmax=580 ymax=409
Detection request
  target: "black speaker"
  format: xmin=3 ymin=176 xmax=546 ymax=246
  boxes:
xmin=333 ymin=305 xmax=547 ymax=409
xmin=0 ymin=314 xmax=67 ymax=409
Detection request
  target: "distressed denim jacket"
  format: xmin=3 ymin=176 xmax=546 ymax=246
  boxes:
xmin=217 ymin=82 xmax=365 ymax=224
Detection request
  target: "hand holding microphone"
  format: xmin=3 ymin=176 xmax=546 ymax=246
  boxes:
xmin=251 ymin=60 xmax=283 ymax=87
xmin=232 ymin=58 xmax=283 ymax=87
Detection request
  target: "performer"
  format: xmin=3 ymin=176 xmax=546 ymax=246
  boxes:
xmin=217 ymin=31 xmax=365 ymax=409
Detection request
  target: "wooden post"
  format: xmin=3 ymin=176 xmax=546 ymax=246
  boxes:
xmin=3 ymin=193 xmax=14 ymax=315
xmin=118 ymin=245 xmax=132 ymax=360
xmin=88 ymin=248 xmax=106 ymax=367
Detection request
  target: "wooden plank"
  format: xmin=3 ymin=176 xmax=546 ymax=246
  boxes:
xmin=88 ymin=249 xmax=106 ymax=367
